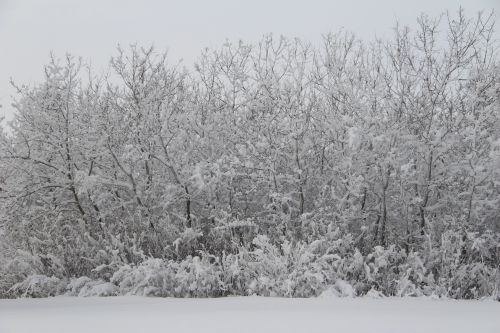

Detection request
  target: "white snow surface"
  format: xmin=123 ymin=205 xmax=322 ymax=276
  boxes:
xmin=0 ymin=296 xmax=499 ymax=333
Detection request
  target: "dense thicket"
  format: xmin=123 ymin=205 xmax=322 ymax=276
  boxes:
xmin=1 ymin=10 xmax=499 ymax=299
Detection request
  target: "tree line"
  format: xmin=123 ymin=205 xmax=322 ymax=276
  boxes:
xmin=0 ymin=10 xmax=499 ymax=298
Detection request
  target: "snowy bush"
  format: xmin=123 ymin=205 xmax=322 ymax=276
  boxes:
xmin=9 ymin=275 xmax=66 ymax=298
xmin=110 ymin=259 xmax=176 ymax=297
xmin=66 ymin=277 xmax=118 ymax=297
xmin=319 ymin=280 xmax=356 ymax=298
xmin=109 ymin=256 xmax=226 ymax=297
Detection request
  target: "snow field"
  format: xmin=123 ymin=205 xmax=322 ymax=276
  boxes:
xmin=0 ymin=296 xmax=499 ymax=333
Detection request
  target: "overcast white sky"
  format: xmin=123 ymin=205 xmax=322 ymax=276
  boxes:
xmin=1 ymin=0 xmax=499 ymax=121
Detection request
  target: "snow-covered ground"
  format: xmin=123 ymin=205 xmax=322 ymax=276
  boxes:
xmin=0 ymin=296 xmax=499 ymax=333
